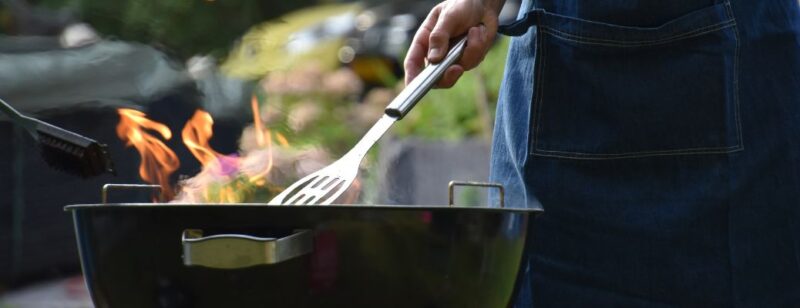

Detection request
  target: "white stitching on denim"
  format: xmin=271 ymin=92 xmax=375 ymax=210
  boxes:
xmin=723 ymin=3 xmax=741 ymax=304
xmin=540 ymin=22 xmax=736 ymax=47
xmin=726 ymin=1 xmax=745 ymax=152
xmin=531 ymin=27 xmax=547 ymax=156
xmin=528 ymin=5 xmax=743 ymax=160
xmin=541 ymin=14 xmax=734 ymax=44
xmin=535 ymin=3 xmax=732 ymax=39
xmin=535 ymin=144 xmax=742 ymax=156
xmin=532 ymin=147 xmax=743 ymax=160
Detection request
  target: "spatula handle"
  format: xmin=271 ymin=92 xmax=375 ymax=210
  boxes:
xmin=385 ymin=37 xmax=467 ymax=119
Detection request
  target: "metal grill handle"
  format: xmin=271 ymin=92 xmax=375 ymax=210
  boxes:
xmin=101 ymin=184 xmax=161 ymax=204
xmin=448 ymin=181 xmax=505 ymax=208
xmin=182 ymin=229 xmax=313 ymax=269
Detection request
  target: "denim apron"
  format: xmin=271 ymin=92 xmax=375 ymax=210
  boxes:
xmin=490 ymin=0 xmax=800 ymax=306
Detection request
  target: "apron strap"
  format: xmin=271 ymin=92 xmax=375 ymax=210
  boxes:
xmin=498 ymin=9 xmax=543 ymax=37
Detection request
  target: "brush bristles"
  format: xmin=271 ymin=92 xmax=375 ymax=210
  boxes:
xmin=37 ymin=128 xmax=115 ymax=178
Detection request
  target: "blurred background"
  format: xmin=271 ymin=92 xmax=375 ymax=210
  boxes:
xmin=0 ymin=0 xmax=519 ymax=306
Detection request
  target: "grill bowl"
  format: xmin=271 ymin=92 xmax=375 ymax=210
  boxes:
xmin=66 ymin=204 xmax=540 ymax=308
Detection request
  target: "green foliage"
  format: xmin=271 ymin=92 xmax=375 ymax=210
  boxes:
xmin=221 ymin=3 xmax=360 ymax=78
xmin=263 ymin=93 xmax=360 ymax=157
xmin=48 ymin=0 xmax=317 ymax=58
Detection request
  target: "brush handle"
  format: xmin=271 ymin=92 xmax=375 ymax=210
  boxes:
xmin=0 ymin=98 xmax=39 ymax=134
xmin=0 ymin=98 xmax=115 ymax=177
xmin=0 ymin=98 xmax=25 ymax=119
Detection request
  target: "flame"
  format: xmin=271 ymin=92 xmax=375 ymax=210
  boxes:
xmin=118 ymin=96 xmax=361 ymax=205
xmin=116 ymin=108 xmax=179 ymax=200
xmin=247 ymin=96 xmax=274 ymax=184
xmin=171 ymin=96 xmax=281 ymax=203
xmin=182 ymin=110 xmax=223 ymax=166
xmin=252 ymin=96 xmax=266 ymax=147
xmin=276 ymin=132 xmax=289 ymax=147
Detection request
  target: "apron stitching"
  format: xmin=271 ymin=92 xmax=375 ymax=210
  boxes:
xmin=539 ymin=21 xmax=736 ymax=47
xmin=532 ymin=150 xmax=743 ymax=160
xmin=725 ymin=1 xmax=745 ymax=152
xmin=724 ymin=2 xmax=743 ymax=304
xmin=531 ymin=26 xmax=548 ymax=155
xmin=532 ymin=147 xmax=743 ymax=160
xmin=530 ymin=28 xmax=744 ymax=159
xmin=529 ymin=5 xmax=743 ymax=159
xmin=536 ymin=145 xmax=743 ymax=155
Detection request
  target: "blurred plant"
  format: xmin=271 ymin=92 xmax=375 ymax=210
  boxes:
xmin=33 ymin=0 xmax=318 ymax=58
xmin=259 ymin=61 xmax=366 ymax=156
xmin=222 ymin=4 xmax=359 ymax=78
xmin=252 ymin=37 xmax=510 ymax=158
xmin=222 ymin=3 xmax=360 ymax=79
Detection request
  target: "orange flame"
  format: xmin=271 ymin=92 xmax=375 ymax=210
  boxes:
xmin=171 ymin=97 xmax=281 ymax=203
xmin=247 ymin=96 xmax=274 ymax=184
xmin=116 ymin=108 xmax=179 ymax=200
xmin=276 ymin=132 xmax=289 ymax=147
xmin=117 ymin=96 xmax=359 ymax=205
xmin=182 ymin=110 xmax=222 ymax=166
xmin=252 ymin=96 xmax=266 ymax=147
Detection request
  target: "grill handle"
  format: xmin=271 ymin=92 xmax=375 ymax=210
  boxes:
xmin=102 ymin=184 xmax=161 ymax=203
xmin=448 ymin=181 xmax=505 ymax=208
xmin=385 ymin=37 xmax=467 ymax=119
xmin=182 ymin=229 xmax=313 ymax=269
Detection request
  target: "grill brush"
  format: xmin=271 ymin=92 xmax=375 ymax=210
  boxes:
xmin=0 ymin=97 xmax=115 ymax=178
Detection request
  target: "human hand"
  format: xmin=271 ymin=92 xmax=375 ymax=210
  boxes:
xmin=404 ymin=0 xmax=504 ymax=88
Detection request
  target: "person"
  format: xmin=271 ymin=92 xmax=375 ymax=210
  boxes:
xmin=405 ymin=0 xmax=800 ymax=306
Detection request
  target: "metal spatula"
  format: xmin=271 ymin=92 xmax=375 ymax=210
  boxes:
xmin=269 ymin=37 xmax=467 ymax=205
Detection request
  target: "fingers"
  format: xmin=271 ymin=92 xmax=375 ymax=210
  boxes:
xmin=436 ymin=65 xmax=464 ymax=88
xmin=404 ymin=6 xmax=440 ymax=85
xmin=405 ymin=0 xmax=501 ymax=87
xmin=460 ymin=10 xmax=499 ymax=71
xmin=481 ymin=9 xmax=499 ymax=43
xmin=404 ymin=28 xmax=430 ymax=85
xmin=459 ymin=25 xmax=487 ymax=71
xmin=428 ymin=7 xmax=459 ymax=63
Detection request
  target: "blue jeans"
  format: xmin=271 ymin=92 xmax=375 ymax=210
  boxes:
xmin=490 ymin=0 xmax=800 ymax=306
